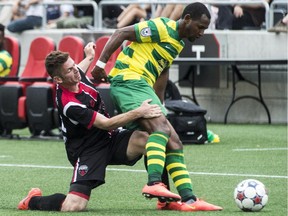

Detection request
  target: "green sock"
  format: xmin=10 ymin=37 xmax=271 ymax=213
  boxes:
xmin=146 ymin=131 xmax=169 ymax=184
xmin=166 ymin=149 xmax=195 ymax=201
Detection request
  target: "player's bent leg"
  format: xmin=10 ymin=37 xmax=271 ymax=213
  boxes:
xmin=157 ymin=122 xmax=223 ymax=211
xmin=61 ymin=193 xmax=88 ymax=212
xmin=126 ymin=130 xmax=149 ymax=161
xmin=165 ymin=122 xmax=197 ymax=202
xmin=138 ymin=117 xmax=182 ymax=201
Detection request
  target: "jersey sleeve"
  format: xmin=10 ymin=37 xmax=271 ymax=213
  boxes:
xmin=65 ymin=103 xmax=97 ymax=129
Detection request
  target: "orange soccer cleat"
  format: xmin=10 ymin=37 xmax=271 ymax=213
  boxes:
xmin=18 ymin=188 xmax=42 ymax=210
xmin=157 ymin=198 xmax=223 ymax=211
xmin=142 ymin=183 xmax=181 ymax=202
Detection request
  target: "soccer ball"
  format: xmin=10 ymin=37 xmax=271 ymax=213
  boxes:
xmin=234 ymin=179 xmax=268 ymax=212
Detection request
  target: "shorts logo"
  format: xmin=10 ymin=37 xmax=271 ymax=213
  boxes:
xmin=78 ymin=165 xmax=88 ymax=176
xmin=140 ymin=27 xmax=151 ymax=37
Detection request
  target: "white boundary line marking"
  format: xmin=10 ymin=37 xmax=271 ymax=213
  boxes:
xmin=233 ymin=147 xmax=288 ymax=151
xmin=0 ymin=163 xmax=287 ymax=179
xmin=0 ymin=155 xmax=12 ymax=158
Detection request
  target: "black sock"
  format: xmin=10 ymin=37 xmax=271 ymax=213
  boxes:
xmin=28 ymin=193 xmax=66 ymax=211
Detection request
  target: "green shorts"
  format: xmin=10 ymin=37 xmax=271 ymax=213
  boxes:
xmin=110 ymin=75 xmax=167 ymax=130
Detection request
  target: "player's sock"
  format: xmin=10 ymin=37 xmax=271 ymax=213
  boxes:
xmin=166 ymin=149 xmax=196 ymax=202
xmin=146 ymin=131 xmax=169 ymax=184
xmin=28 ymin=193 xmax=66 ymax=211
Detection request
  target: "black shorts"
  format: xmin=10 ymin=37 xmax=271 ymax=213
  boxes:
xmin=70 ymin=129 xmax=142 ymax=189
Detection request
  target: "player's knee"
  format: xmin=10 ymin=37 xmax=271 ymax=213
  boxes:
xmin=131 ymin=131 xmax=149 ymax=149
xmin=156 ymin=120 xmax=171 ymax=136
xmin=167 ymin=138 xmax=183 ymax=150
xmin=167 ymin=132 xmax=183 ymax=150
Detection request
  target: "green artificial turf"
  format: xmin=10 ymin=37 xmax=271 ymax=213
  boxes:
xmin=0 ymin=123 xmax=287 ymax=216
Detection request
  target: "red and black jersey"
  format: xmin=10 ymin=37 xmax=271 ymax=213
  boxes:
xmin=56 ymin=68 xmax=113 ymax=163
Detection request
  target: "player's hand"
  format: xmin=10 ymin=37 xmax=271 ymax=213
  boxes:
xmin=139 ymin=99 xmax=162 ymax=118
xmin=84 ymin=42 xmax=95 ymax=61
xmin=91 ymin=65 xmax=108 ymax=83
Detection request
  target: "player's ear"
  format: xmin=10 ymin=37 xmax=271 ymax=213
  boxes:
xmin=183 ymin=14 xmax=192 ymax=24
xmin=53 ymin=76 xmax=63 ymax=84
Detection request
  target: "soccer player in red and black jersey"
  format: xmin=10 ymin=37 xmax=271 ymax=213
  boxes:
xmin=17 ymin=44 xmax=164 ymax=212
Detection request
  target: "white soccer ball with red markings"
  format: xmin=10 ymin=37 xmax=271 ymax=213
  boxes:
xmin=234 ymin=179 xmax=268 ymax=212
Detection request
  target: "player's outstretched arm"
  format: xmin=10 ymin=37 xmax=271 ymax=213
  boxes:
xmin=93 ymin=99 xmax=161 ymax=130
xmin=91 ymin=25 xmax=136 ymax=83
xmin=77 ymin=42 xmax=95 ymax=73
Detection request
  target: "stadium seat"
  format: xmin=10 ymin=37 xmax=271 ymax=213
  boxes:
xmin=97 ymin=85 xmax=117 ymax=117
xmin=87 ymin=35 xmax=122 ymax=82
xmin=0 ymin=36 xmax=56 ymax=137
xmin=86 ymin=36 xmax=121 ymax=117
xmin=24 ymin=35 xmax=86 ymax=137
xmin=0 ymin=36 xmax=21 ymax=84
xmin=58 ymin=35 xmax=85 ymax=64
xmin=0 ymin=36 xmax=21 ymax=135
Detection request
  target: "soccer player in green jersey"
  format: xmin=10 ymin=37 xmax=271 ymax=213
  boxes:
xmin=92 ymin=2 xmax=223 ymax=212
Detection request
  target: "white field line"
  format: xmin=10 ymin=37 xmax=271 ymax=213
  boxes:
xmin=233 ymin=147 xmax=288 ymax=151
xmin=0 ymin=155 xmax=12 ymax=158
xmin=0 ymin=163 xmax=287 ymax=179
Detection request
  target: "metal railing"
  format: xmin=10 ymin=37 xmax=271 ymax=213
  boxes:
xmin=42 ymin=0 xmax=98 ymax=29
xmin=269 ymin=0 xmax=287 ymax=28
xmin=98 ymin=0 xmax=270 ymax=29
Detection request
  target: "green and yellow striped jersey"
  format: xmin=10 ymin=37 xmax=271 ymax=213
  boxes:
xmin=0 ymin=50 xmax=12 ymax=77
xmin=109 ymin=17 xmax=184 ymax=87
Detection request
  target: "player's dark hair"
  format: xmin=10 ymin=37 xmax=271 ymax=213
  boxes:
xmin=181 ymin=2 xmax=211 ymax=20
xmin=45 ymin=51 xmax=69 ymax=78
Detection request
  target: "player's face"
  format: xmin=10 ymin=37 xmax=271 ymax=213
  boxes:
xmin=59 ymin=57 xmax=81 ymax=85
xmin=184 ymin=14 xmax=210 ymax=42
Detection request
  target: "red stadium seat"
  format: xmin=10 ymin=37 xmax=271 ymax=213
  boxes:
xmin=24 ymin=36 xmax=85 ymax=138
xmin=4 ymin=36 xmax=20 ymax=77
xmin=86 ymin=36 xmax=122 ymax=117
xmin=0 ymin=36 xmax=56 ymax=137
xmin=86 ymin=35 xmax=122 ymax=82
xmin=58 ymin=35 xmax=85 ymax=64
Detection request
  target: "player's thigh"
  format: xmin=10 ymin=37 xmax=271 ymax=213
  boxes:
xmin=61 ymin=194 xmax=88 ymax=212
xmin=110 ymin=79 xmax=165 ymax=113
xmin=138 ymin=114 xmax=170 ymax=135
